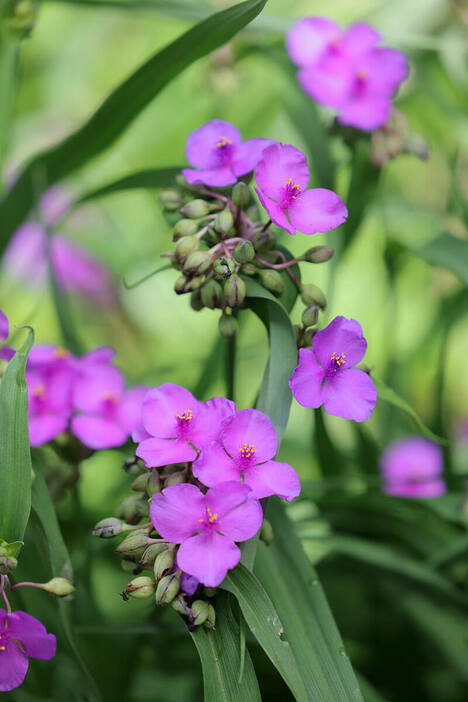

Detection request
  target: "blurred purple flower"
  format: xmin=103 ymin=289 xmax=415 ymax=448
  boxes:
xmin=0 ymin=309 xmax=9 ymax=342
xmin=182 ymin=119 xmax=274 ymax=187
xmin=287 ymin=17 xmax=408 ymax=131
xmin=289 ymin=316 xmax=377 ymax=421
xmin=254 ymin=143 xmax=347 ymax=236
xmin=380 ymin=437 xmax=445 ymax=498
xmin=0 ymin=610 xmax=56 ymax=692
xmin=150 ymin=482 xmax=263 ymax=587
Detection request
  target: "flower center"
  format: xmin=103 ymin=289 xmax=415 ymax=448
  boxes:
xmin=327 ymin=352 xmax=346 ymax=376
xmin=53 ymin=347 xmax=70 ymax=359
xmin=33 ymin=384 xmax=46 ymax=400
xmin=216 ymin=136 xmax=232 ymax=148
xmin=281 ymin=178 xmax=301 ymax=208
xmin=356 ymin=68 xmax=368 ymax=81
xmin=177 ymin=409 xmax=193 ymax=422
xmin=199 ymin=506 xmax=218 ymax=524
xmin=0 ymin=632 xmax=8 ymax=652
xmin=240 ymin=442 xmax=256 ymax=460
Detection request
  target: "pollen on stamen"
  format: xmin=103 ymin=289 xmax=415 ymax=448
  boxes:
xmin=240 ymin=442 xmax=256 ymax=459
xmin=176 ymin=409 xmax=193 ymax=421
xmin=330 ymin=352 xmax=346 ymax=368
xmin=216 ymin=136 xmax=232 ymax=148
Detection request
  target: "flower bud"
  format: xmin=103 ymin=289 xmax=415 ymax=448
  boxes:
xmin=158 ymin=188 xmax=183 ymax=211
xmin=175 ymin=236 xmax=199 ymax=262
xmin=155 ymin=572 xmax=181 ymax=605
xmin=93 ymin=517 xmax=128 ymax=538
xmin=126 ymin=576 xmax=156 ymax=599
xmin=190 ymin=289 xmax=204 ymax=311
xmin=223 ymin=274 xmax=246 ymax=307
xmin=204 ymin=227 xmax=220 ymax=247
xmin=241 ymin=262 xmax=257 ymax=276
xmin=131 ymin=473 xmax=149 ymax=492
xmin=115 ymin=495 xmax=144 ymax=524
xmin=164 ymin=471 xmax=187 ymax=487
xmin=301 ymin=327 xmax=317 ymax=347
xmin=41 ymin=577 xmax=75 ymax=597
xmin=214 ymin=208 xmax=234 ymax=236
xmin=173 ymin=219 xmax=199 ymax=240
xmin=121 ymin=557 xmax=138 ymax=574
xmin=201 ymin=280 xmax=223 ymax=309
xmin=154 ymin=549 xmax=175 ymax=581
xmin=191 ymin=600 xmax=210 ymax=627
xmin=302 ymin=246 xmax=334 ymax=264
xmin=183 ymin=251 xmax=212 ymax=276
xmin=246 ymin=204 xmax=260 ymax=221
xmin=205 ymin=604 xmax=216 ymax=629
xmin=233 ymin=240 xmax=255 ymax=264
xmin=0 ymin=556 xmax=18 ymax=574
xmin=232 ymin=182 xmax=250 ymax=209
xmin=253 ymin=230 xmax=275 ymax=252
xmin=139 ymin=543 xmax=167 ymax=568
xmin=302 ymin=305 xmax=319 ymax=328
xmin=203 ymin=587 xmax=217 ymax=598
xmin=180 ymin=199 xmax=210 ymax=219
xmin=123 ymin=456 xmax=147 ymax=476
xmin=146 ymin=470 xmax=161 ymax=497
xmin=174 ymin=274 xmax=189 ymax=295
xmin=171 ymin=594 xmax=190 ymax=617
xmin=293 ymin=324 xmax=302 ymax=345
xmin=213 ymin=257 xmax=235 ymax=279
xmin=301 ymin=284 xmax=326 ymax=310
xmin=257 ymin=269 xmax=284 ymax=296
xmin=116 ymin=531 xmax=151 ymax=557
xmin=260 ymin=519 xmax=274 ymax=546
xmin=135 ymin=498 xmax=150 ymax=519
xmin=219 ymin=314 xmax=238 ymax=339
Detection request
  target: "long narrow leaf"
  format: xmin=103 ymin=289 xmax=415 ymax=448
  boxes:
xmin=76 ymin=167 xmax=182 ymax=205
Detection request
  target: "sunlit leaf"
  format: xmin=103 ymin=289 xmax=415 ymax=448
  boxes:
xmin=415 ymin=232 xmax=468 ymax=285
xmin=76 ymin=167 xmax=182 ymax=205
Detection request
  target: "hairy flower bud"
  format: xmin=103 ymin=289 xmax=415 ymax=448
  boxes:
xmin=146 ymin=470 xmax=161 ymax=497
xmin=0 ymin=556 xmax=18 ymax=574
xmin=241 ymin=262 xmax=257 ymax=276
xmin=219 ymin=314 xmax=238 ymax=339
xmin=164 ymin=471 xmax=187 ymax=487
xmin=302 ymin=246 xmax=334 ymax=264
xmin=126 ymin=576 xmax=156 ymax=599
xmin=41 ymin=577 xmax=75 ymax=597
xmin=116 ymin=531 xmax=151 ymax=557
xmin=121 ymin=557 xmax=138 ymax=574
xmin=173 ymin=219 xmax=199 ymax=241
xmin=233 ymin=240 xmax=255 ymax=264
xmin=232 ymin=182 xmax=250 ymax=209
xmin=204 ymin=227 xmax=220 ymax=247
xmin=155 ymin=572 xmax=181 ymax=605
xmin=159 ymin=188 xmax=183 ymax=211
xmin=174 ymin=274 xmax=189 ymax=295
xmin=191 ymin=600 xmax=210 ymax=627
xmin=205 ymin=604 xmax=216 ymax=630
xmin=123 ymin=456 xmax=147 ymax=476
xmin=223 ymin=274 xmax=246 ymax=307
xmin=301 ymin=328 xmax=317 ymax=347
xmin=214 ymin=208 xmax=234 ymax=236
xmin=131 ymin=473 xmax=149 ymax=493
xmin=201 ymin=280 xmax=223 ymax=309
xmin=171 ymin=594 xmax=190 ymax=617
xmin=183 ymin=251 xmax=212 ymax=276
xmin=190 ymin=289 xmax=204 ymax=311
xmin=213 ymin=257 xmax=235 ymax=279
xmin=260 ymin=519 xmax=274 ymax=546
xmin=93 ymin=517 xmax=128 ymax=538
xmin=301 ymin=284 xmax=326 ymax=310
xmin=180 ymin=199 xmax=210 ymax=219
xmin=253 ymin=230 xmax=275 ymax=252
xmin=302 ymin=305 xmax=319 ymax=328
xmin=139 ymin=543 xmax=167 ymax=568
xmin=175 ymin=236 xmax=199 ymax=262
xmin=153 ymin=549 xmax=174 ymax=581
xmin=257 ymin=269 xmax=284 ymax=296
xmin=115 ymin=495 xmax=144 ymax=524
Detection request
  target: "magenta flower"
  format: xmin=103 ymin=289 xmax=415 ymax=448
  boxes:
xmin=0 ymin=610 xmax=56 ymax=692
xmin=193 ymin=408 xmax=300 ymax=501
xmin=182 ymin=119 xmax=274 ymax=187
xmin=150 ymin=482 xmax=263 ymax=586
xmin=380 ymin=437 xmax=445 ymax=499
xmin=289 ymin=316 xmax=377 ymax=422
xmin=254 ymin=143 xmax=347 ymax=236
xmin=0 ymin=309 xmax=14 ymax=362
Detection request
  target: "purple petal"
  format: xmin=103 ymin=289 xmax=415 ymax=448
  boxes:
xmin=0 ymin=639 xmax=28 ymax=692
xmin=222 ymin=408 xmax=278 ymax=464
xmin=380 ymin=437 xmax=443 ymax=483
xmin=298 ymin=59 xmax=351 ymax=109
xmin=150 ymin=484 xmax=205 ymax=542
xmin=360 ymin=47 xmax=409 ymax=97
xmin=206 ymin=481 xmax=254 ymax=521
xmin=0 ymin=309 xmax=9 ymax=342
xmin=286 ymin=17 xmax=340 ymax=67
xmin=180 ymin=571 xmax=199 ymax=596
xmin=182 ymin=166 xmax=237 ymax=187
xmin=244 ymin=460 xmax=301 ymax=502
xmin=39 ymin=187 xmax=71 ymax=227
xmin=255 ymin=188 xmax=296 ymax=236
xmin=313 ymin=316 xmax=367 ymax=369
xmin=2 ymin=222 xmax=47 ymax=287
xmin=289 ymin=348 xmax=325 ymax=408
xmin=196 ymin=397 xmax=237 ymax=448
xmin=7 ymin=612 xmax=56 ymax=660
xmin=341 ymin=23 xmax=381 ymax=56
xmin=29 ymin=413 xmax=69 ymax=447
xmin=141 ymin=384 xmax=199 ymax=439
xmin=337 ymin=96 xmax=392 ymax=131
xmin=118 ymin=385 xmax=150 ymax=434
xmin=0 ymin=346 xmax=15 ymax=362
xmin=80 ymin=346 xmax=116 ymax=367
xmin=136 ymin=436 xmax=196 ymax=468
xmin=231 ymin=138 xmax=276 ymax=177
xmin=288 ymin=188 xmax=348 ymax=235
xmin=383 ymin=478 xmax=446 ymax=499
xmin=192 ymin=441 xmax=240 ymax=487
xmin=209 ymin=486 xmax=263 ymax=541
xmin=255 ymin=143 xmax=310 ymax=202
xmin=177 ymin=531 xmax=240 ymax=587
xmin=71 ymin=415 xmax=128 ymax=449
xmin=323 ymin=368 xmax=377 ymax=422
xmin=131 ymin=425 xmax=151 ymax=443
xmin=185 ymin=120 xmax=242 ymax=169
xmin=73 ymin=365 xmax=125 ymax=413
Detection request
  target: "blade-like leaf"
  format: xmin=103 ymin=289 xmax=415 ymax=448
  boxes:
xmin=414 ymin=232 xmax=468 ymax=285
xmin=0 ymin=0 xmax=268 ymax=249
xmin=76 ymin=167 xmax=182 ymax=205
xmin=0 ymin=328 xmax=33 ymax=543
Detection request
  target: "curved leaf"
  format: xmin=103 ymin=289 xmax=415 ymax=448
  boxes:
xmin=76 ymin=167 xmax=182 ymax=205
xmin=415 ymin=232 xmax=468 ymax=285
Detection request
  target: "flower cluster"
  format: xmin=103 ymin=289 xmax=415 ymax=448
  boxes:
xmin=286 ymin=17 xmax=409 ymax=131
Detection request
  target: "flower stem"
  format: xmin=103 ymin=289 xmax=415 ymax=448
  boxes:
xmin=225 ymin=333 xmax=236 ymax=402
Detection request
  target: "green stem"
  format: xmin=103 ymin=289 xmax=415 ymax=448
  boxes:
xmin=225 ymin=334 xmax=236 ymax=401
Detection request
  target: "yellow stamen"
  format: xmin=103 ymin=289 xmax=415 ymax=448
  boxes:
xmin=240 ymin=442 xmax=256 ymax=459
xmin=54 ymin=347 xmax=70 ymax=359
xmin=33 ymin=385 xmax=46 ymax=400
xmin=285 ymin=178 xmax=301 ymax=199
xmin=216 ymin=136 xmax=232 ymax=148
xmin=176 ymin=409 xmax=193 ymax=421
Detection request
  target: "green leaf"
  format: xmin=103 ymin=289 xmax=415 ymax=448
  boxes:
xmin=0 ymin=0 xmax=269 ymax=250
xmin=0 ymin=328 xmax=33 ymax=543
xmin=414 ymin=232 xmax=468 ymax=285
xmin=190 ymin=592 xmax=261 ymax=702
xmin=76 ymin=167 xmax=182 ymax=205
xmin=223 ymin=565 xmax=309 ymax=702
xmin=342 ymin=141 xmax=380 ymax=253
xmin=373 ymin=376 xmax=447 ymax=445
xmin=255 ymin=499 xmax=364 ymax=701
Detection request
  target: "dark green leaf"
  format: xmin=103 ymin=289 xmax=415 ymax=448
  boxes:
xmin=414 ymin=232 xmax=468 ymax=285
xmin=0 ymin=328 xmax=33 ymax=543
xmin=342 ymin=141 xmax=380 ymax=253
xmin=76 ymin=167 xmax=182 ymax=205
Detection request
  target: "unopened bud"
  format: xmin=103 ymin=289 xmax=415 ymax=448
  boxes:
xmin=293 ymin=324 xmax=302 ymax=345
xmin=41 ymin=577 xmax=75 ymax=597
xmin=302 ymin=246 xmax=334 ymax=264
xmin=155 ymin=572 xmax=180 ymax=605
xmin=213 ymin=257 xmax=235 ymax=279
xmin=116 ymin=531 xmax=151 ymax=556
xmin=115 ymin=495 xmax=143 ymax=524
xmin=223 ymin=274 xmax=246 ymax=307
xmin=260 ymin=519 xmax=274 ymax=546
xmin=232 ymin=182 xmax=250 ymax=209
xmin=131 ymin=473 xmax=149 ymax=492
xmin=164 ymin=471 xmax=187 ymax=487
xmin=214 ymin=208 xmax=234 ymax=236
xmin=123 ymin=456 xmax=147 ymax=476
xmin=154 ymin=549 xmax=174 ymax=581
xmin=171 ymin=594 xmax=190 ymax=616
xmin=233 ymin=240 xmax=255 ymax=264
xmin=219 ymin=315 xmax=238 ymax=339
xmin=241 ymin=262 xmax=257 ymax=276
xmin=190 ymin=289 xmax=204 ymax=311
xmin=180 ymin=199 xmax=210 ymax=219
xmin=302 ymin=305 xmax=319 ymax=328
xmin=191 ymin=600 xmax=210 ymax=627
xmin=0 ymin=556 xmax=18 ymax=574
xmin=253 ymin=230 xmax=275 ymax=252
xmin=204 ymin=227 xmax=220 ymax=247
xmin=126 ymin=576 xmax=156 ymax=599
xmin=301 ymin=284 xmax=326 ymax=309
xmin=174 ymin=274 xmax=188 ymax=295
xmin=185 ymin=276 xmax=204 ymax=293
xmin=173 ymin=219 xmax=199 ymax=240
xmin=404 ymin=133 xmax=430 ymax=161
xmin=159 ymin=188 xmax=183 ymax=211
xmin=183 ymin=251 xmax=212 ymax=276
xmin=246 ymin=204 xmax=260 ymax=221
xmin=201 ymin=280 xmax=223 ymax=309
xmin=146 ymin=470 xmax=161 ymax=496
xmin=93 ymin=517 xmax=128 ymax=538
xmin=203 ymin=587 xmax=217 ymax=598
xmin=301 ymin=327 xmax=317 ymax=347
xmin=205 ymin=603 xmax=216 ymax=629
xmin=139 ymin=543 xmax=167 ymax=568
xmin=175 ymin=236 xmax=199 ymax=262
xmin=257 ymin=269 xmax=284 ymax=296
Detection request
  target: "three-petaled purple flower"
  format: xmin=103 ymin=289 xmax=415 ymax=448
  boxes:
xmin=380 ymin=437 xmax=445 ymax=499
xmin=286 ymin=17 xmax=408 ymax=131
xmin=193 ymin=408 xmax=300 ymax=501
xmin=254 ymin=143 xmax=347 ymax=236
xmin=182 ymin=119 xmax=274 ymax=187
xmin=289 ymin=316 xmax=377 ymax=422
xmin=0 ymin=610 xmax=56 ymax=692
xmin=150 ymin=482 xmax=263 ymax=587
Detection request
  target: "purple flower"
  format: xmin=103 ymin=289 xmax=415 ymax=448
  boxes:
xmin=254 ymin=143 xmax=347 ymax=236
xmin=0 ymin=309 xmax=9 ymax=342
xmin=136 ymin=384 xmax=236 ymax=468
xmin=380 ymin=437 xmax=445 ymax=499
xmin=286 ymin=17 xmax=408 ymax=132
xmin=150 ymin=482 xmax=263 ymax=587
xmin=289 ymin=316 xmax=377 ymax=422
xmin=182 ymin=119 xmax=274 ymax=187
xmin=0 ymin=610 xmax=56 ymax=692
xmin=193 ymin=408 xmax=301 ymax=501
